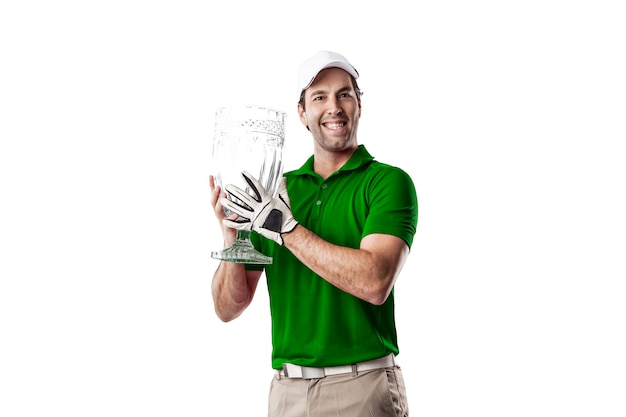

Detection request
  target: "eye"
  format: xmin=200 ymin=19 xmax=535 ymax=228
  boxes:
xmin=339 ymin=92 xmax=352 ymax=99
xmin=312 ymin=95 xmax=324 ymax=101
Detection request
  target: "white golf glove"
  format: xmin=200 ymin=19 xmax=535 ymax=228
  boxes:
xmin=221 ymin=171 xmax=298 ymax=245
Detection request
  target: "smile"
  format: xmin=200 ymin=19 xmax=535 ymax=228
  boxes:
xmin=324 ymin=122 xmax=346 ymax=130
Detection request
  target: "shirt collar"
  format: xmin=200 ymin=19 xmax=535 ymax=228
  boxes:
xmin=286 ymin=145 xmax=374 ymax=178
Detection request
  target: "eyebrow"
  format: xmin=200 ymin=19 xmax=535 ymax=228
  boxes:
xmin=308 ymin=85 xmax=353 ymax=97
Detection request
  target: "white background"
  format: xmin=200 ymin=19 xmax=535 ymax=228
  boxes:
xmin=1 ymin=1 xmax=625 ymax=416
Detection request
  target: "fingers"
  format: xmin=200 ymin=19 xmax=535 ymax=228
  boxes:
xmin=276 ymin=176 xmax=287 ymax=193
xmin=209 ymin=175 xmax=222 ymax=208
xmin=223 ymin=183 xmax=258 ymax=210
xmin=223 ymin=217 xmax=251 ymax=231
xmin=276 ymin=176 xmax=291 ymax=206
xmin=209 ymin=175 xmax=230 ymax=225
xmin=241 ymin=171 xmax=269 ymax=201
xmin=220 ymin=196 xmax=251 ymax=218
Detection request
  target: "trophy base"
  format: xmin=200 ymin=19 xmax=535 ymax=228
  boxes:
xmin=211 ymin=231 xmax=273 ymax=265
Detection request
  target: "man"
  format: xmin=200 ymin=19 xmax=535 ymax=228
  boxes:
xmin=209 ymin=50 xmax=418 ymax=417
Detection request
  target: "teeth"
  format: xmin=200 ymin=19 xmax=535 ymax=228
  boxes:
xmin=326 ymin=122 xmax=344 ymax=129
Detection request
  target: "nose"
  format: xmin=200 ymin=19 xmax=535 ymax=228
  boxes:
xmin=327 ymin=96 xmax=343 ymax=115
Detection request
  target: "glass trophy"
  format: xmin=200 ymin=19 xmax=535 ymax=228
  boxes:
xmin=210 ymin=105 xmax=286 ymax=264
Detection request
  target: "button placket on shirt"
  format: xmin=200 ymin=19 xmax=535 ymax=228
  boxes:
xmin=314 ymin=182 xmax=328 ymax=211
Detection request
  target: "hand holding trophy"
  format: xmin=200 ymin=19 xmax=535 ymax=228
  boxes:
xmin=221 ymin=171 xmax=298 ymax=246
xmin=211 ymin=105 xmax=286 ymax=264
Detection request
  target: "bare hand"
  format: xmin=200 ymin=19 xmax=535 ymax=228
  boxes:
xmin=209 ymin=175 xmax=238 ymax=247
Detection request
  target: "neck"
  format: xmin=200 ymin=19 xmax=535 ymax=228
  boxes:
xmin=313 ymin=146 xmax=358 ymax=179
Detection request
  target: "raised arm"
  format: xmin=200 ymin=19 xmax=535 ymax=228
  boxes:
xmin=282 ymin=227 xmax=409 ymax=305
xmin=209 ymin=175 xmax=262 ymax=321
xmin=211 ymin=260 xmax=262 ymax=322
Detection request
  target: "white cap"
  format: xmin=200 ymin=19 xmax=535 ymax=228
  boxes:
xmin=297 ymin=51 xmax=359 ymax=99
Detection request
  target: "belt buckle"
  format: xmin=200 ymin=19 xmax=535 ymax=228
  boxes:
xmin=301 ymin=366 xmax=325 ymax=379
xmin=282 ymin=363 xmax=302 ymax=378
xmin=282 ymin=363 xmax=325 ymax=379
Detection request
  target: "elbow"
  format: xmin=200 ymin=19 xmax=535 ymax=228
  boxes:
xmin=214 ymin=304 xmax=244 ymax=323
xmin=362 ymin=268 xmax=399 ymax=305
xmin=215 ymin=310 xmax=241 ymax=323
xmin=366 ymin=290 xmax=391 ymax=306
xmin=216 ymin=312 xmax=234 ymax=322
xmin=359 ymin=252 xmax=405 ymax=305
xmin=362 ymin=281 xmax=394 ymax=306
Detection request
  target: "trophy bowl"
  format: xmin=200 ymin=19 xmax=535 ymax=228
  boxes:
xmin=211 ymin=104 xmax=286 ymax=264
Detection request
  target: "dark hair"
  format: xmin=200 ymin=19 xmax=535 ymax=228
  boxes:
xmin=298 ymin=76 xmax=362 ymax=110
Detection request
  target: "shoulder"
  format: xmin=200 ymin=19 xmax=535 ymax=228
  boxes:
xmin=364 ymin=161 xmax=415 ymax=188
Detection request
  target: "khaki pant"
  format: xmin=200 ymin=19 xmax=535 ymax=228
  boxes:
xmin=268 ymin=367 xmax=409 ymax=417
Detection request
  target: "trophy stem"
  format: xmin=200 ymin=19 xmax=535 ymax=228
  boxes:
xmin=211 ymin=230 xmax=273 ymax=265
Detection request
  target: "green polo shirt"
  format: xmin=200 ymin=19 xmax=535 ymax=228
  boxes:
xmin=248 ymin=145 xmax=418 ymax=369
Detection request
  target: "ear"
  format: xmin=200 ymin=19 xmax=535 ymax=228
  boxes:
xmin=297 ymin=103 xmax=308 ymax=128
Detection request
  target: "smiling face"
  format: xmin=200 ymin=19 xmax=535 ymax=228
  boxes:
xmin=298 ymin=67 xmax=362 ymax=155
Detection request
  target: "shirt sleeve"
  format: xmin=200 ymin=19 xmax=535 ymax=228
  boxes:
xmin=362 ymin=166 xmax=418 ymax=248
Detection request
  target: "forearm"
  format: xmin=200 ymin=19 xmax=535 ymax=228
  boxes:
xmin=211 ymin=261 xmax=256 ymax=322
xmin=282 ymin=225 xmax=406 ymax=305
xmin=209 ymin=175 xmax=263 ymax=321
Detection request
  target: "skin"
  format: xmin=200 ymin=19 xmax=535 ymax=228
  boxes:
xmin=210 ymin=67 xmax=410 ymax=322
